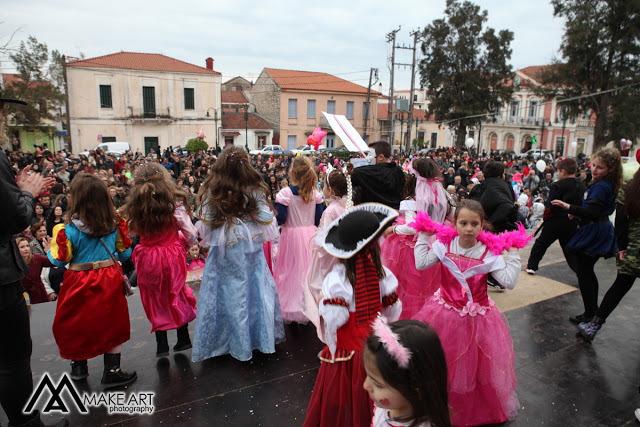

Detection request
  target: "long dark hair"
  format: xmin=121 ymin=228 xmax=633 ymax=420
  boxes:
xmin=67 ymin=173 xmax=118 ymax=238
xmin=365 ymin=320 xmax=452 ymax=427
xmin=197 ymin=146 xmax=271 ymax=228
xmin=624 ymin=167 xmax=640 ymax=218
xmin=339 ymin=241 xmax=385 ymax=287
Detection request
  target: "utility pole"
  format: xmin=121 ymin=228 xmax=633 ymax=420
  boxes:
xmin=393 ymin=30 xmax=418 ymax=152
xmin=386 ymin=27 xmax=400 ymax=146
xmin=407 ymin=30 xmax=419 ymax=153
xmin=363 ymin=68 xmax=378 ymax=142
xmin=62 ymin=55 xmax=72 ymax=153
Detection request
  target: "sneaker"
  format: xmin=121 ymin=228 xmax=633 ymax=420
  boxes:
xmin=578 ymin=316 xmax=604 ymax=341
xmin=635 ymin=408 xmax=640 ymax=422
xmin=487 ymin=280 xmax=506 ymax=291
xmin=526 ymin=268 xmax=535 ymax=275
xmin=569 ymin=313 xmax=592 ymax=324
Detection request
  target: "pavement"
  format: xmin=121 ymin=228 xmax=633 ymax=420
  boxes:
xmin=2 ymin=240 xmax=640 ymax=426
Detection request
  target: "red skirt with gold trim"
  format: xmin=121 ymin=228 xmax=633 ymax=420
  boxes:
xmin=53 ymin=265 xmax=130 ymax=360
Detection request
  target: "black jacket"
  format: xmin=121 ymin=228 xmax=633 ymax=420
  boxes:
xmin=351 ymin=162 xmax=406 ymax=210
xmin=0 ymin=150 xmax=34 ymax=285
xmin=474 ymin=177 xmax=518 ymax=232
xmin=544 ymin=177 xmax=586 ymax=222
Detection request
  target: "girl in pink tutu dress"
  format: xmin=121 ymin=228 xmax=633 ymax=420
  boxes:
xmin=123 ymin=163 xmax=198 ymax=357
xmin=301 ymin=168 xmax=352 ymax=341
xmin=381 ymin=157 xmax=453 ymax=319
xmin=274 ymin=156 xmax=324 ymax=323
xmin=412 ymin=199 xmax=521 ymax=427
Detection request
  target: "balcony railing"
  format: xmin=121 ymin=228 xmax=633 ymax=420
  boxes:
xmin=129 ymin=108 xmax=172 ymax=121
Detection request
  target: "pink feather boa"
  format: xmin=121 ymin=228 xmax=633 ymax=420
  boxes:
xmin=408 ymin=211 xmax=532 ymax=255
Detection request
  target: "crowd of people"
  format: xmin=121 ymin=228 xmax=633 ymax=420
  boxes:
xmin=2 ymin=138 xmax=639 ymax=427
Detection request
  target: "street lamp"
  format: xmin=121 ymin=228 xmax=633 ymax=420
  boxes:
xmin=236 ymin=103 xmax=258 ymax=152
xmin=205 ymin=107 xmax=223 ymax=153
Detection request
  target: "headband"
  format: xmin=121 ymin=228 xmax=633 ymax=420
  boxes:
xmin=372 ymin=316 xmax=411 ymax=368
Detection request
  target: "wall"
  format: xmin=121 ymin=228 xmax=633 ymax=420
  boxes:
xmin=279 ymin=90 xmax=378 ymax=149
xmin=250 ymin=71 xmax=281 ymax=140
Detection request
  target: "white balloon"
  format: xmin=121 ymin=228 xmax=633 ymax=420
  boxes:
xmin=465 ymin=138 xmax=474 ymax=148
xmin=570 ymin=141 xmax=577 ymax=148
xmin=536 ymin=159 xmax=546 ymax=173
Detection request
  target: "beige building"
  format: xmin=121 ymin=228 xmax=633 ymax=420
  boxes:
xmin=250 ymin=68 xmax=380 ymax=149
xmin=478 ymin=66 xmax=595 ymax=156
xmin=66 ymin=52 xmax=222 ymax=154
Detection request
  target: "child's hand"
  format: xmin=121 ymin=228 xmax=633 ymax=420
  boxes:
xmin=383 ymin=226 xmax=394 ymax=238
xmin=43 ymin=236 xmax=52 ymax=253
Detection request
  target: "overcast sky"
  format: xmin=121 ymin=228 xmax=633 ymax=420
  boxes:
xmin=1 ymin=0 xmax=566 ymax=92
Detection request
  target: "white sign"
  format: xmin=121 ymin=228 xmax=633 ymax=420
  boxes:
xmin=322 ymin=112 xmax=368 ymax=155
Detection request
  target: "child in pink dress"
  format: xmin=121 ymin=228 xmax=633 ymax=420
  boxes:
xmin=301 ymin=168 xmax=351 ymax=341
xmin=123 ymin=163 xmax=198 ymax=357
xmin=381 ymin=158 xmax=453 ymax=319
xmin=412 ymin=200 xmax=522 ymax=426
xmin=274 ymin=156 xmax=324 ymax=323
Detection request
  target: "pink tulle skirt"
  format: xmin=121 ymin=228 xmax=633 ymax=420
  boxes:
xmin=273 ymin=225 xmax=316 ymax=323
xmin=413 ymin=293 xmax=519 ymax=426
xmin=381 ymin=227 xmax=441 ymax=319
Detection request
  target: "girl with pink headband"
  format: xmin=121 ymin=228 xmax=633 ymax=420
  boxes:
xmin=363 ymin=317 xmax=452 ymax=427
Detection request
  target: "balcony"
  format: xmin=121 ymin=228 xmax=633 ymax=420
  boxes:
xmin=489 ymin=116 xmax=543 ymax=126
xmin=129 ymin=107 xmax=173 ymax=123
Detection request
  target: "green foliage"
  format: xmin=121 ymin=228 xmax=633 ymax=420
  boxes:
xmin=419 ymin=0 xmax=514 ymax=148
xmin=413 ymin=138 xmax=425 ymax=148
xmin=185 ymin=138 xmax=208 ymax=152
xmin=538 ymin=0 xmax=640 ymax=149
xmin=4 ymin=36 xmax=66 ymax=127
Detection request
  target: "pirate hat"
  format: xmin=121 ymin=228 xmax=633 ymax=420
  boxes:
xmin=324 ymin=203 xmax=398 ymax=259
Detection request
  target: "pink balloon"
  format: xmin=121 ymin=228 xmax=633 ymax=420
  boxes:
xmin=307 ymin=127 xmax=327 ymax=150
xmin=196 ymin=127 xmax=206 ymax=139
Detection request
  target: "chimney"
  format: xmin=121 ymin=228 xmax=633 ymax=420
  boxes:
xmin=206 ymin=57 xmax=214 ymax=71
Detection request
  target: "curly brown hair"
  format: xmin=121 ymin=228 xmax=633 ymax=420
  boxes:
xmin=196 ymin=146 xmax=271 ymax=228
xmin=593 ymin=148 xmax=623 ymax=195
xmin=288 ymin=156 xmax=317 ymax=203
xmin=67 ymin=173 xmax=118 ymax=238
xmin=122 ymin=163 xmax=192 ymax=236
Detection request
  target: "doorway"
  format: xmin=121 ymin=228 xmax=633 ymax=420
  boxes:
xmin=144 ymin=137 xmax=159 ymax=156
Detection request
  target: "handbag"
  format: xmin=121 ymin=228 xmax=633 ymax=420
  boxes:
xmin=99 ymin=237 xmax=134 ymax=297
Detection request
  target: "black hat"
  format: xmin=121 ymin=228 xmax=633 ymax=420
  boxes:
xmin=323 ymin=203 xmax=398 ymax=259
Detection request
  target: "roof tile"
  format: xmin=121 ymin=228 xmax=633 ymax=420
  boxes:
xmin=222 ymin=111 xmax=272 ymax=130
xmin=67 ymin=52 xmax=220 ymax=75
xmin=264 ymin=68 xmax=379 ymax=95
xmin=221 ymin=91 xmax=248 ymax=103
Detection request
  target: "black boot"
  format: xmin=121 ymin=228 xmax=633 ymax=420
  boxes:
xmin=173 ymin=324 xmax=192 ymax=352
xmin=101 ymin=353 xmax=137 ymax=389
xmin=70 ymin=360 xmax=88 ymax=381
xmin=8 ymin=410 xmax=69 ymax=427
xmin=156 ymin=330 xmax=169 ymax=357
